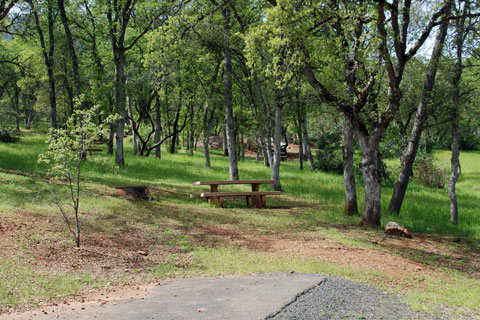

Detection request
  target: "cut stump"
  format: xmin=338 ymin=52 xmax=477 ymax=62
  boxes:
xmin=115 ymin=186 xmax=151 ymax=200
xmin=385 ymin=222 xmax=412 ymax=239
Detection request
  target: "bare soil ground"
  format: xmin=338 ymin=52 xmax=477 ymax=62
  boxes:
xmin=191 ymin=220 xmax=480 ymax=280
xmin=2 ymin=207 xmax=478 ymax=282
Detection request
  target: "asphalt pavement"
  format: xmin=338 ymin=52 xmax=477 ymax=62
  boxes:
xmin=3 ymin=273 xmax=326 ymax=320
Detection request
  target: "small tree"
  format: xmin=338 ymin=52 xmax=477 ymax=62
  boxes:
xmin=38 ymin=104 xmax=117 ymax=247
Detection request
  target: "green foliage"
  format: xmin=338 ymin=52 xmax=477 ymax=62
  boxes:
xmin=38 ymin=104 xmax=115 ymax=181
xmin=0 ymin=129 xmax=18 ymax=143
xmin=415 ymin=155 xmax=447 ymax=189
xmin=314 ymin=127 xmax=343 ymax=174
xmin=460 ymin=131 xmax=480 ymax=151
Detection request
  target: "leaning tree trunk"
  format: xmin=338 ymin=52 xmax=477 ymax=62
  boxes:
xmin=343 ymin=116 xmax=358 ymax=215
xmin=270 ymin=91 xmax=283 ymax=191
xmin=58 ymin=0 xmax=81 ymax=105
xmin=388 ymin=9 xmax=451 ymax=214
xmin=358 ymin=135 xmax=382 ymax=226
xmin=223 ymin=4 xmax=239 ymax=180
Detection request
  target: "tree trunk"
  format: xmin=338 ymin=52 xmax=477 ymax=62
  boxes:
xmin=23 ymin=91 xmax=35 ymax=129
xmin=223 ymin=4 xmax=239 ymax=180
xmin=127 ymin=96 xmax=138 ymax=155
xmin=184 ymin=129 xmax=188 ymax=150
xmin=343 ymin=116 xmax=358 ymax=214
xmin=189 ymin=104 xmax=195 ymax=156
xmin=170 ymin=112 xmax=179 ymax=154
xmin=12 ymin=86 xmax=20 ymax=131
xmin=57 ymin=0 xmax=81 ymax=105
xmin=223 ymin=129 xmax=228 ymax=155
xmin=203 ymin=101 xmax=214 ymax=168
xmin=358 ymin=135 xmax=382 ymax=226
xmin=107 ymin=123 xmax=114 ymax=154
xmin=255 ymin=136 xmax=261 ymax=162
xmin=113 ymin=49 xmax=127 ymax=166
xmin=449 ymin=6 xmax=466 ymax=225
xmin=449 ymin=86 xmax=460 ymax=225
xmin=388 ymin=8 xmax=451 ymax=214
xmin=240 ymin=133 xmax=245 ymax=160
xmin=301 ymin=118 xmax=315 ymax=171
xmin=204 ymin=134 xmax=211 ymax=168
xmin=297 ymin=103 xmax=304 ymax=171
xmin=343 ymin=47 xmax=359 ymax=214
xmin=260 ymin=133 xmax=269 ymax=166
xmin=270 ymin=91 xmax=283 ymax=191
xmin=256 ymin=80 xmax=273 ymax=168
xmin=31 ymin=0 xmax=57 ymax=129
xmin=154 ymin=97 xmax=162 ymax=159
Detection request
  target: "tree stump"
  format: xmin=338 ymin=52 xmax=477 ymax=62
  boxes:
xmin=115 ymin=186 xmax=151 ymax=200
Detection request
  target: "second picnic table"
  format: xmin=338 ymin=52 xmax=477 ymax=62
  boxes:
xmin=192 ymin=179 xmax=281 ymax=208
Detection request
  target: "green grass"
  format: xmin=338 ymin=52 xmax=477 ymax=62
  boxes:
xmin=0 ymin=260 xmax=103 ymax=310
xmin=2 ymin=132 xmax=478 ymax=241
xmin=0 ymin=131 xmax=479 ymax=316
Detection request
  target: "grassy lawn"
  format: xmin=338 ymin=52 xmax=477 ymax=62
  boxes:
xmin=0 ymin=131 xmax=479 ymax=318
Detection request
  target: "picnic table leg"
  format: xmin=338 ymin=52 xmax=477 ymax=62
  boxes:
xmin=246 ymin=195 xmax=252 ymax=207
xmin=251 ymin=183 xmax=261 ymax=207
xmin=261 ymin=195 xmax=267 ymax=207
xmin=210 ymin=184 xmax=219 ymax=207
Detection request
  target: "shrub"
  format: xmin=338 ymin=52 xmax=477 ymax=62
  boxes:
xmin=415 ymin=155 xmax=447 ymax=188
xmin=315 ymin=128 xmax=344 ymax=174
xmin=0 ymin=129 xmax=18 ymax=143
xmin=459 ymin=131 xmax=480 ymax=151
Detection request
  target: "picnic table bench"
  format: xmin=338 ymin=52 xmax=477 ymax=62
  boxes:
xmin=191 ymin=179 xmax=281 ymax=208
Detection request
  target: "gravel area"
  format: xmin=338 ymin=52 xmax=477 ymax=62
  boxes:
xmin=269 ymin=276 xmax=432 ymax=320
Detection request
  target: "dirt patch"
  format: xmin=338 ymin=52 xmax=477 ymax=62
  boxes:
xmin=1 ymin=202 xmax=479 ymax=314
xmin=0 ymin=212 xmax=185 ymax=279
xmin=190 ymin=223 xmax=428 ymax=278
xmin=189 ymin=222 xmax=480 ymax=281
xmin=374 ymin=233 xmax=480 ymax=277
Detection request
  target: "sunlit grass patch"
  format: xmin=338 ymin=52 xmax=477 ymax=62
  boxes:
xmin=0 ymin=260 xmax=104 ymax=310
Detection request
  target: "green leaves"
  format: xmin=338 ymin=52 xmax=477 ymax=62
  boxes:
xmin=38 ymin=99 xmax=119 ymax=182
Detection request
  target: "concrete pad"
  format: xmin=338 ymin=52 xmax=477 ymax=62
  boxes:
xmin=3 ymin=273 xmax=325 ymax=320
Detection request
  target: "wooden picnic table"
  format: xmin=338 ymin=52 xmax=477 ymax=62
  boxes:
xmin=192 ymin=179 xmax=281 ymax=208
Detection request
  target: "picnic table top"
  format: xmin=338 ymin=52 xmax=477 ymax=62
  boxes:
xmin=193 ymin=179 xmax=276 ymax=186
xmin=200 ymin=191 xmax=282 ymax=197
